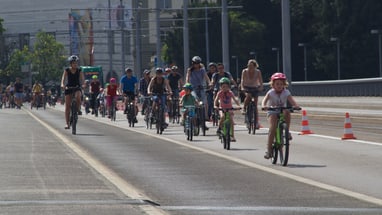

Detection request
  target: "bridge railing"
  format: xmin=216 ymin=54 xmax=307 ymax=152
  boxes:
xmin=260 ymin=77 xmax=382 ymax=97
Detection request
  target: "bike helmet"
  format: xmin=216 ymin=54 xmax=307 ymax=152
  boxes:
xmin=183 ymin=83 xmax=193 ymax=90
xmin=92 ymin=75 xmax=98 ymax=79
xmin=143 ymin=69 xmax=150 ymax=74
xmin=208 ymin=62 xmax=217 ymax=68
xmin=271 ymin=72 xmax=287 ymax=81
xmin=165 ymin=67 xmax=172 ymax=73
xmin=125 ymin=67 xmax=132 ymax=73
xmin=110 ymin=78 xmax=116 ymax=83
xmin=155 ymin=67 xmax=164 ymax=73
xmin=219 ymin=77 xmax=230 ymax=85
xmin=68 ymin=55 xmax=79 ymax=63
xmin=192 ymin=56 xmax=202 ymax=64
xmin=171 ymin=65 xmax=178 ymax=70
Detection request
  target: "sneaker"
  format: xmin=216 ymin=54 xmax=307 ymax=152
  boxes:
xmin=241 ymin=109 xmax=246 ymax=115
xmin=216 ymin=128 xmax=221 ymax=135
xmin=264 ymin=152 xmax=272 ymax=159
xmin=134 ymin=118 xmax=138 ymax=123
xmin=289 ymin=132 xmax=293 ymax=141
xmin=78 ymin=110 xmax=82 ymax=115
xmin=231 ymin=137 xmax=236 ymax=142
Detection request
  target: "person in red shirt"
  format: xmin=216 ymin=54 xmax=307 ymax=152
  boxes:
xmin=106 ymin=78 xmax=119 ymax=118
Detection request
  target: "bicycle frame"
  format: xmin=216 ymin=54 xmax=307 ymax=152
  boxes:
xmin=183 ymin=105 xmax=196 ymax=141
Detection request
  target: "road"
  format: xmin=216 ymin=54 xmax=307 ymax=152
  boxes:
xmin=1 ymin=97 xmax=382 ymax=215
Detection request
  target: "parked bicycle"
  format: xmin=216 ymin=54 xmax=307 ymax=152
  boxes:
xmin=264 ymin=106 xmax=301 ymax=166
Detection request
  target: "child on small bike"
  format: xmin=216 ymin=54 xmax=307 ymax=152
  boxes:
xmin=261 ymin=73 xmax=300 ymax=159
xmin=214 ymin=77 xmax=241 ymax=142
xmin=180 ymin=83 xmax=197 ymax=126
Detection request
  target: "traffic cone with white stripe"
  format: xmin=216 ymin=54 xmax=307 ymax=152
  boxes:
xmin=300 ymin=110 xmax=314 ymax=135
xmin=341 ymin=112 xmax=356 ymax=140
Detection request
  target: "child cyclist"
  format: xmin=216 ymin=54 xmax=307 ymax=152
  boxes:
xmin=179 ymin=83 xmax=197 ymax=126
xmin=106 ymin=78 xmax=120 ymax=118
xmin=261 ymin=72 xmax=300 ymax=159
xmin=214 ymin=77 xmax=241 ymax=142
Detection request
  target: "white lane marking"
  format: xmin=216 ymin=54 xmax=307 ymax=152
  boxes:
xmin=24 ymin=109 xmax=168 ymax=215
xmin=160 ymin=206 xmax=382 ymax=212
xmin=48 ymin=107 xmax=382 ymax=207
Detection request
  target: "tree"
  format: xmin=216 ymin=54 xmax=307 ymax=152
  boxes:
xmin=30 ymin=31 xmax=66 ymax=85
xmin=1 ymin=47 xmax=31 ymax=82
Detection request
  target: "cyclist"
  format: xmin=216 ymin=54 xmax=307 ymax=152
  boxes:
xmin=61 ymin=55 xmax=85 ymax=129
xmin=14 ymin=77 xmax=24 ymax=109
xmin=120 ymin=68 xmax=138 ymax=122
xmin=214 ymin=77 xmax=241 ymax=142
xmin=147 ymin=68 xmax=172 ymax=128
xmin=180 ymin=83 xmax=197 ymax=126
xmin=31 ymin=80 xmax=43 ymax=108
xmin=261 ymin=72 xmax=299 ymax=159
xmin=139 ymin=69 xmax=151 ymax=115
xmin=186 ymin=56 xmax=211 ymax=126
xmin=206 ymin=62 xmax=217 ymax=120
xmin=106 ymin=78 xmax=119 ymax=118
xmin=90 ymin=75 xmax=101 ymax=115
xmin=241 ymin=59 xmax=264 ymax=123
xmin=167 ymin=66 xmax=183 ymax=120
xmin=210 ymin=63 xmax=237 ymax=96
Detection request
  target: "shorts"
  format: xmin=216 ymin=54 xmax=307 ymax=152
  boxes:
xmin=243 ymin=87 xmax=259 ymax=97
xmin=106 ymin=95 xmax=118 ymax=107
xmin=123 ymin=91 xmax=136 ymax=101
xmin=15 ymin=92 xmax=24 ymax=100
xmin=64 ymin=87 xmax=81 ymax=96
xmin=191 ymin=87 xmax=207 ymax=104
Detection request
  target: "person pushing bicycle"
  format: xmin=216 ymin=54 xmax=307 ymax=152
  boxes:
xmin=261 ymin=73 xmax=299 ymax=159
xmin=214 ymin=77 xmax=241 ymax=142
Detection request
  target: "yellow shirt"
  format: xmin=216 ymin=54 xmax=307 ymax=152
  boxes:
xmin=32 ymin=84 xmax=42 ymax=93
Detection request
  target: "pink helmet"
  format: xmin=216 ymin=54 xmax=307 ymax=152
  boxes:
xmin=110 ymin=78 xmax=116 ymax=83
xmin=271 ymin=72 xmax=286 ymax=81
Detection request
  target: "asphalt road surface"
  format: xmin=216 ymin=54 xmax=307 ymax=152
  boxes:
xmin=1 ymin=97 xmax=382 ymax=215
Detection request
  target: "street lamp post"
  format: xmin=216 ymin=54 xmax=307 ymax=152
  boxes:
xmin=231 ymin=56 xmax=239 ymax=81
xmin=298 ymin=43 xmax=308 ymax=81
xmin=271 ymin=47 xmax=280 ymax=72
xmin=371 ymin=29 xmax=382 ymax=77
xmin=330 ymin=37 xmax=341 ymax=80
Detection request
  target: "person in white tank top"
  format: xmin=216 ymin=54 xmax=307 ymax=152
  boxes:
xmin=261 ymin=73 xmax=300 ymax=160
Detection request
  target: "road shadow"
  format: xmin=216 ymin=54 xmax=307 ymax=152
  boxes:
xmin=286 ymin=163 xmax=327 ymax=168
xmin=74 ymin=133 xmax=105 ymax=137
xmin=229 ymin=148 xmax=258 ymax=151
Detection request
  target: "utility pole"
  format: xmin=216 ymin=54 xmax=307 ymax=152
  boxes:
xmin=281 ymin=0 xmax=292 ymax=84
xmin=183 ymin=0 xmax=189 ymax=77
xmin=221 ymin=0 xmax=229 ymax=70
xmin=156 ymin=0 xmax=161 ymax=68
xmin=120 ymin=0 xmax=126 ymax=72
xmin=134 ymin=0 xmax=142 ymax=77
xmin=108 ymin=0 xmax=113 ymax=75
xmin=205 ymin=6 xmax=210 ymax=64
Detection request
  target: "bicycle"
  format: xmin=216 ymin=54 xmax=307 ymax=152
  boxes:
xmin=194 ymin=86 xmax=208 ymax=136
xmin=152 ymin=93 xmax=167 ymax=135
xmin=182 ymin=105 xmax=196 ymax=141
xmin=142 ymin=96 xmax=154 ymax=129
xmin=109 ymin=96 xmax=118 ymax=121
xmin=265 ymin=106 xmax=301 ymax=166
xmin=217 ymin=107 xmax=241 ymax=150
xmin=244 ymin=87 xmax=260 ymax=134
xmin=169 ymin=95 xmax=180 ymax=124
xmin=67 ymin=86 xmax=81 ymax=135
xmin=125 ymin=95 xmax=136 ymax=127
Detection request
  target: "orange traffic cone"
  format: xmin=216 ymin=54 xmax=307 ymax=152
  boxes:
xmin=341 ymin=112 xmax=356 ymax=140
xmin=300 ymin=110 xmax=314 ymax=135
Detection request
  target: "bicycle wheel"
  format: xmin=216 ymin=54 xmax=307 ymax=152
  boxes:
xmin=144 ymin=107 xmax=150 ymax=129
xmin=252 ymin=103 xmax=257 ymax=134
xmin=246 ymin=104 xmax=253 ymax=134
xmin=281 ymin=123 xmax=290 ymax=166
xmin=71 ymin=101 xmax=77 ymax=135
xmin=226 ymin=121 xmax=231 ymax=150
xmin=200 ymin=106 xmax=206 ymax=136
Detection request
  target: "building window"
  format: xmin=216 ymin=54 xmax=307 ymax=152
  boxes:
xmin=19 ymin=33 xmax=30 ymax=49
xmin=159 ymin=0 xmax=171 ymax=9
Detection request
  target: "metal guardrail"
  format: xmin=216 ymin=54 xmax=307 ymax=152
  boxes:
xmin=283 ymin=77 xmax=382 ymax=96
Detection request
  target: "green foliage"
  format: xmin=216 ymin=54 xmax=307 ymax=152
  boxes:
xmin=30 ymin=31 xmax=66 ymax=84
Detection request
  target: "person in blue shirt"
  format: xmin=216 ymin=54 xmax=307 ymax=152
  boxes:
xmin=120 ymin=67 xmax=139 ymax=122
